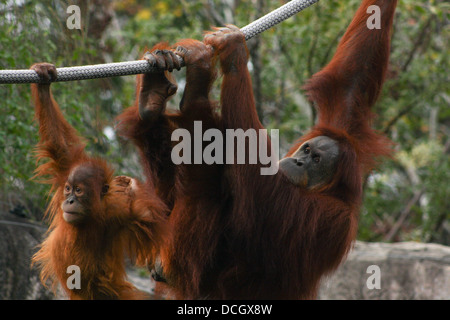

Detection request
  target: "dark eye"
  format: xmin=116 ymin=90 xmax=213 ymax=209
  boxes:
xmin=75 ymin=187 xmax=82 ymax=194
xmin=65 ymin=184 xmax=71 ymax=193
xmin=304 ymin=147 xmax=311 ymax=154
xmin=313 ymin=155 xmax=320 ymax=163
xmin=101 ymin=184 xmax=109 ymax=195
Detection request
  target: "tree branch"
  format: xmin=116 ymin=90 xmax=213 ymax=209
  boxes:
xmin=382 ymin=101 xmax=417 ymax=135
xmin=384 ymin=189 xmax=424 ymax=242
xmin=401 ymin=16 xmax=433 ymax=72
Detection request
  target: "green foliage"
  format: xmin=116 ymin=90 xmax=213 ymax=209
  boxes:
xmin=0 ymin=0 xmax=135 ymax=219
xmin=0 ymin=0 xmax=448 ymax=242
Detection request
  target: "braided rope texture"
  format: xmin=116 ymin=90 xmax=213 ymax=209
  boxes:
xmin=241 ymin=0 xmax=319 ymax=40
xmin=0 ymin=0 xmax=319 ymax=84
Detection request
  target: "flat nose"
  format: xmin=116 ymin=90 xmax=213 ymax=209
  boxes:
xmin=295 ymin=159 xmax=303 ymax=166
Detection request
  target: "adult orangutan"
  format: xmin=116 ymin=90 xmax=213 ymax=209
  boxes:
xmin=117 ymin=0 xmax=397 ymax=299
xmin=30 ymin=63 xmax=168 ymax=299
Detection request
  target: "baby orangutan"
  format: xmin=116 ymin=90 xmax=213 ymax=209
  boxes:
xmin=30 ymin=63 xmax=168 ymax=300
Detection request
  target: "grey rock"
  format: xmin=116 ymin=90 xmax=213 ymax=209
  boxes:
xmin=1 ymin=212 xmax=449 ymax=300
xmin=318 ymin=241 xmax=450 ymax=300
xmin=0 ymin=213 xmax=52 ymax=299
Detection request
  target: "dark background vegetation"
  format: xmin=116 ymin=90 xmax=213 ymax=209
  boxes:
xmin=0 ymin=0 xmax=448 ymax=244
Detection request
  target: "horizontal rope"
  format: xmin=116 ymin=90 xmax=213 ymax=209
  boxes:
xmin=0 ymin=0 xmax=319 ymax=84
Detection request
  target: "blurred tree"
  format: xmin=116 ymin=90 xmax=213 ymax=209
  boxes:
xmin=0 ymin=0 xmax=448 ymax=243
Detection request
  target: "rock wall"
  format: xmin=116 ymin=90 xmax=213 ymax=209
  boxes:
xmin=318 ymin=241 xmax=450 ymax=300
xmin=0 ymin=213 xmax=53 ymax=299
xmin=1 ymin=211 xmax=449 ymax=300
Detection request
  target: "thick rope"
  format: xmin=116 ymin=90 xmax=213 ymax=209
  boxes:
xmin=0 ymin=0 xmax=319 ymax=84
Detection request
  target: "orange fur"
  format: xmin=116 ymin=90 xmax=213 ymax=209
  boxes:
xmin=117 ymin=0 xmax=397 ymax=299
xmin=30 ymin=66 xmax=169 ymax=300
